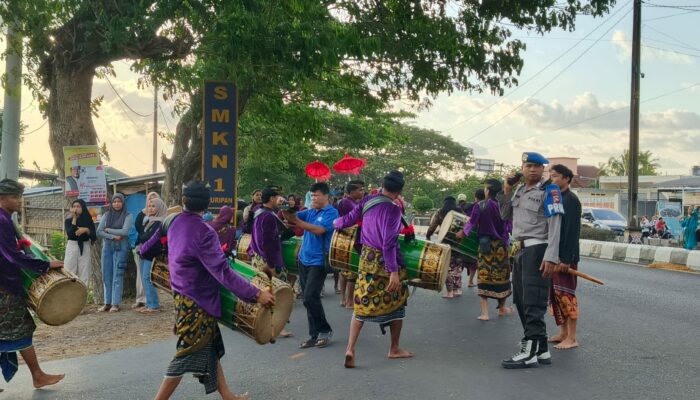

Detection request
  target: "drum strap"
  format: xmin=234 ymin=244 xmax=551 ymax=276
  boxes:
xmin=362 ymin=196 xmax=409 ymax=228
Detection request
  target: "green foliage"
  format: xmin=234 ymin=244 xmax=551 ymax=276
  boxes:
xmin=598 ymin=150 xmax=661 ymax=177
xmin=49 ymin=232 xmax=67 ymax=261
xmin=412 ymin=196 xmax=434 ymax=213
xmin=580 ymin=225 xmax=618 ymax=242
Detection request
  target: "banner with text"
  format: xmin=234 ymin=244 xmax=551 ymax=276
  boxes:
xmin=202 ymin=81 xmax=237 ymax=212
xmin=63 ymin=145 xmax=108 ymax=205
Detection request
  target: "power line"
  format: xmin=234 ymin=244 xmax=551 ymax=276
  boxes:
xmin=104 ymin=76 xmax=153 ymax=117
xmin=643 ymin=24 xmax=700 ymax=52
xmin=464 ymin=5 xmax=634 ymax=142
xmin=642 ymin=44 xmax=700 ymax=58
xmin=158 ymin=103 xmax=174 ymax=134
xmin=485 ymin=82 xmax=700 ymax=150
xmin=442 ymin=0 xmax=634 ymax=134
xmin=644 ymin=9 xmax=699 ymax=22
xmin=642 ymin=2 xmax=700 ymax=12
xmin=23 ymin=119 xmax=48 ymax=135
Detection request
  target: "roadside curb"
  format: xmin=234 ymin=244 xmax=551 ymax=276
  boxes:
xmin=581 ymin=239 xmax=700 ymax=273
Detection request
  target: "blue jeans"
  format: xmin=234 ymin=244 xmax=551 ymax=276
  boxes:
xmin=101 ymin=240 xmax=129 ymax=305
xmin=140 ymin=259 xmax=160 ymax=309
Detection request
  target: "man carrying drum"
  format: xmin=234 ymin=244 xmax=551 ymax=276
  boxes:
xmin=498 ymin=153 xmax=565 ymax=369
xmin=154 ymin=181 xmax=274 ymax=400
xmin=333 ymin=171 xmax=413 ymax=368
xmin=0 ymin=179 xmax=64 ymax=390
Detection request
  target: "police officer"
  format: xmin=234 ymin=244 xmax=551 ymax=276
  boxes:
xmin=498 ymin=152 xmax=563 ymax=369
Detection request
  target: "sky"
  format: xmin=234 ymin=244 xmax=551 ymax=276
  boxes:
xmin=2 ymin=1 xmax=699 ymax=178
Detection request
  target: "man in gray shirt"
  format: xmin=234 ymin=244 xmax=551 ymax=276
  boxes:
xmin=498 ymin=152 xmax=563 ymax=369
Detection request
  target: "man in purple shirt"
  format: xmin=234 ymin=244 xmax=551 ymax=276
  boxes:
xmin=0 ymin=179 xmax=64 ymax=390
xmin=248 ymin=186 xmax=294 ymax=338
xmin=336 ymin=180 xmax=365 ymax=309
xmin=333 ymin=171 xmax=413 ymax=368
xmin=154 ymin=181 xmax=274 ymax=400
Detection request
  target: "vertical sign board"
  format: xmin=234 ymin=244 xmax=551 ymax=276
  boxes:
xmin=202 ymin=82 xmax=237 ymax=214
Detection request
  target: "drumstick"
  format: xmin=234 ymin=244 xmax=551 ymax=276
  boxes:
xmin=568 ymin=269 xmax=604 ymax=285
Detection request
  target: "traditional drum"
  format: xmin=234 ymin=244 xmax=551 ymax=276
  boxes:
xmin=21 ymin=238 xmax=87 ymax=326
xmin=151 ymin=257 xmax=293 ymax=345
xmin=236 ymin=233 xmax=252 ymax=262
xmin=329 ymin=226 xmax=452 ymax=292
xmin=235 ymin=234 xmax=300 ymax=275
xmin=435 ymin=210 xmax=479 ymax=260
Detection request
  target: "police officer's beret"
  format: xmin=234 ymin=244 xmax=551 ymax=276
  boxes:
xmin=521 ymin=152 xmax=549 ymax=165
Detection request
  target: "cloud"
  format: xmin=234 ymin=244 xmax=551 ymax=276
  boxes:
xmin=611 ymin=30 xmax=695 ymax=65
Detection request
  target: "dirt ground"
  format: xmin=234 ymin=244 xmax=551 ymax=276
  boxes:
xmin=31 ymin=293 xmax=175 ymax=362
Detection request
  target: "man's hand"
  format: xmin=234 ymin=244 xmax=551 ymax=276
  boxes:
xmin=387 ymin=271 xmax=401 ymax=293
xmin=504 ymin=174 xmax=515 ymax=195
xmin=281 ymin=211 xmax=298 ymax=224
xmin=557 ymin=263 xmax=571 ymax=274
xmin=540 ymin=261 xmax=557 ymax=278
xmin=49 ymin=261 xmax=64 ymax=269
xmin=256 ymin=290 xmax=276 ymax=307
xmin=455 ymin=230 xmax=465 ymax=240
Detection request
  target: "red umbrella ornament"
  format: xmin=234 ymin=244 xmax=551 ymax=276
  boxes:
xmin=333 ymin=153 xmax=366 ymax=175
xmin=305 ymin=160 xmax=332 ymax=182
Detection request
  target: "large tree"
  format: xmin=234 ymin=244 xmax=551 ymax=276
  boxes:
xmin=1 ymin=0 xmax=617 ymax=192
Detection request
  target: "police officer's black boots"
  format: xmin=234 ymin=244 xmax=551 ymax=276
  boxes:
xmin=501 ymin=338 xmax=539 ymax=369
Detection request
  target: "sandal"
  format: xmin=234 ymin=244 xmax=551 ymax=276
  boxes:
xmin=299 ymin=338 xmax=317 ymax=349
xmin=109 ymin=306 xmax=120 ymax=313
xmin=98 ymin=304 xmax=111 ymax=312
xmin=316 ymin=331 xmax=333 ymax=348
xmin=139 ymin=308 xmax=160 ymax=314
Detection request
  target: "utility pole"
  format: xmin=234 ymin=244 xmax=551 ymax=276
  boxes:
xmin=152 ymin=85 xmax=158 ymax=173
xmin=626 ymin=0 xmax=642 ymax=242
xmin=0 ymin=23 xmax=22 ymax=180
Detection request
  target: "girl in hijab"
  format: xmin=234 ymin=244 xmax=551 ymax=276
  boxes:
xmin=132 ymin=191 xmax=161 ymax=309
xmin=96 ymin=193 xmax=133 ymax=313
xmin=137 ymin=197 xmax=167 ymax=313
xmin=64 ymin=199 xmax=97 ymax=285
xmin=207 ymin=205 xmax=237 ymax=256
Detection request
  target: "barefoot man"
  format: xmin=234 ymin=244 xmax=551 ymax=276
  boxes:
xmin=333 ymin=171 xmax=413 ymax=368
xmin=547 ymin=165 xmax=582 ymax=350
xmin=0 ymin=179 xmax=65 ymax=390
xmin=153 ymin=181 xmax=275 ymax=400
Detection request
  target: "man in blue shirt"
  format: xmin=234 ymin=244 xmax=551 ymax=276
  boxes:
xmin=282 ymin=182 xmax=339 ymax=349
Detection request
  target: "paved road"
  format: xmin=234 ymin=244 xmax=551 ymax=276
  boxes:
xmin=3 ymin=259 xmax=699 ymax=400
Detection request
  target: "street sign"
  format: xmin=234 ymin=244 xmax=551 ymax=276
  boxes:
xmin=475 ymin=158 xmax=495 ymax=173
xmin=202 ymin=81 xmax=237 ymax=212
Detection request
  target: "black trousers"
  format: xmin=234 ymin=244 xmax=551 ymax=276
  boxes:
xmin=512 ymin=243 xmax=550 ymax=340
xmin=297 ymin=262 xmax=332 ymax=339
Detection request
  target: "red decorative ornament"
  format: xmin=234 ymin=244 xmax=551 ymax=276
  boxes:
xmin=333 ymin=153 xmax=366 ymax=175
xmin=305 ymin=160 xmax=332 ymax=181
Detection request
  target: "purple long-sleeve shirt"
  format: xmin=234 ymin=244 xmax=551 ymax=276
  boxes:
xmin=167 ymin=211 xmax=260 ymax=318
xmin=337 ymin=197 xmax=358 ymax=217
xmin=0 ymin=208 xmax=49 ymax=296
xmin=247 ymin=208 xmax=285 ymax=270
xmin=463 ymin=199 xmax=509 ymax=245
xmin=333 ymin=194 xmax=403 ymax=273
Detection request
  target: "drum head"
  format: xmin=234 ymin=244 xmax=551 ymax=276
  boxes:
xmin=251 ymin=308 xmax=273 ymax=345
xmin=435 ymin=211 xmax=456 ymax=244
xmin=436 ymin=245 xmax=452 ymax=291
xmin=270 ymin=283 xmax=294 ymax=337
xmin=36 ymin=278 xmax=87 ymax=326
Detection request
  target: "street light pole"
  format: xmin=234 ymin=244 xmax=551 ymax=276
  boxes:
xmin=626 ymin=0 xmax=642 ymax=241
xmin=0 ymin=22 xmax=23 ymax=180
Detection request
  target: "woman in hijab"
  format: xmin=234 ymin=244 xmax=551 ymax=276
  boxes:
xmin=96 ymin=193 xmax=133 ymax=313
xmin=64 ymin=199 xmax=97 ymax=285
xmin=132 ymin=191 xmax=161 ymax=309
xmin=207 ymin=205 xmax=237 ymax=256
xmin=681 ymin=206 xmax=699 ymax=250
xmin=137 ymin=197 xmax=167 ymax=313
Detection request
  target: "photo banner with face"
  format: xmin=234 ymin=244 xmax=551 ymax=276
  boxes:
xmin=63 ymin=145 xmax=108 ymax=205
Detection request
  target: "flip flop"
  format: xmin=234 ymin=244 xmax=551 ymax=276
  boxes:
xmin=299 ymin=339 xmax=316 ymax=349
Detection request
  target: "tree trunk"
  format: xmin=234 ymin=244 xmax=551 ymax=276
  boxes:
xmin=162 ymin=106 xmax=202 ymax=206
xmin=47 ymin=66 xmax=99 ymax=176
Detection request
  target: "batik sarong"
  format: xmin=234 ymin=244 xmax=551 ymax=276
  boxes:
xmin=445 ymin=254 xmax=468 ymax=291
xmin=354 ymin=246 xmax=409 ymax=330
xmin=550 ymin=264 xmax=578 ymax=326
xmin=477 ymin=239 xmax=512 ymax=300
xmin=0 ymin=289 xmax=35 ymax=382
xmin=166 ymin=293 xmax=225 ymax=394
xmin=251 ymin=253 xmax=288 ymax=283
